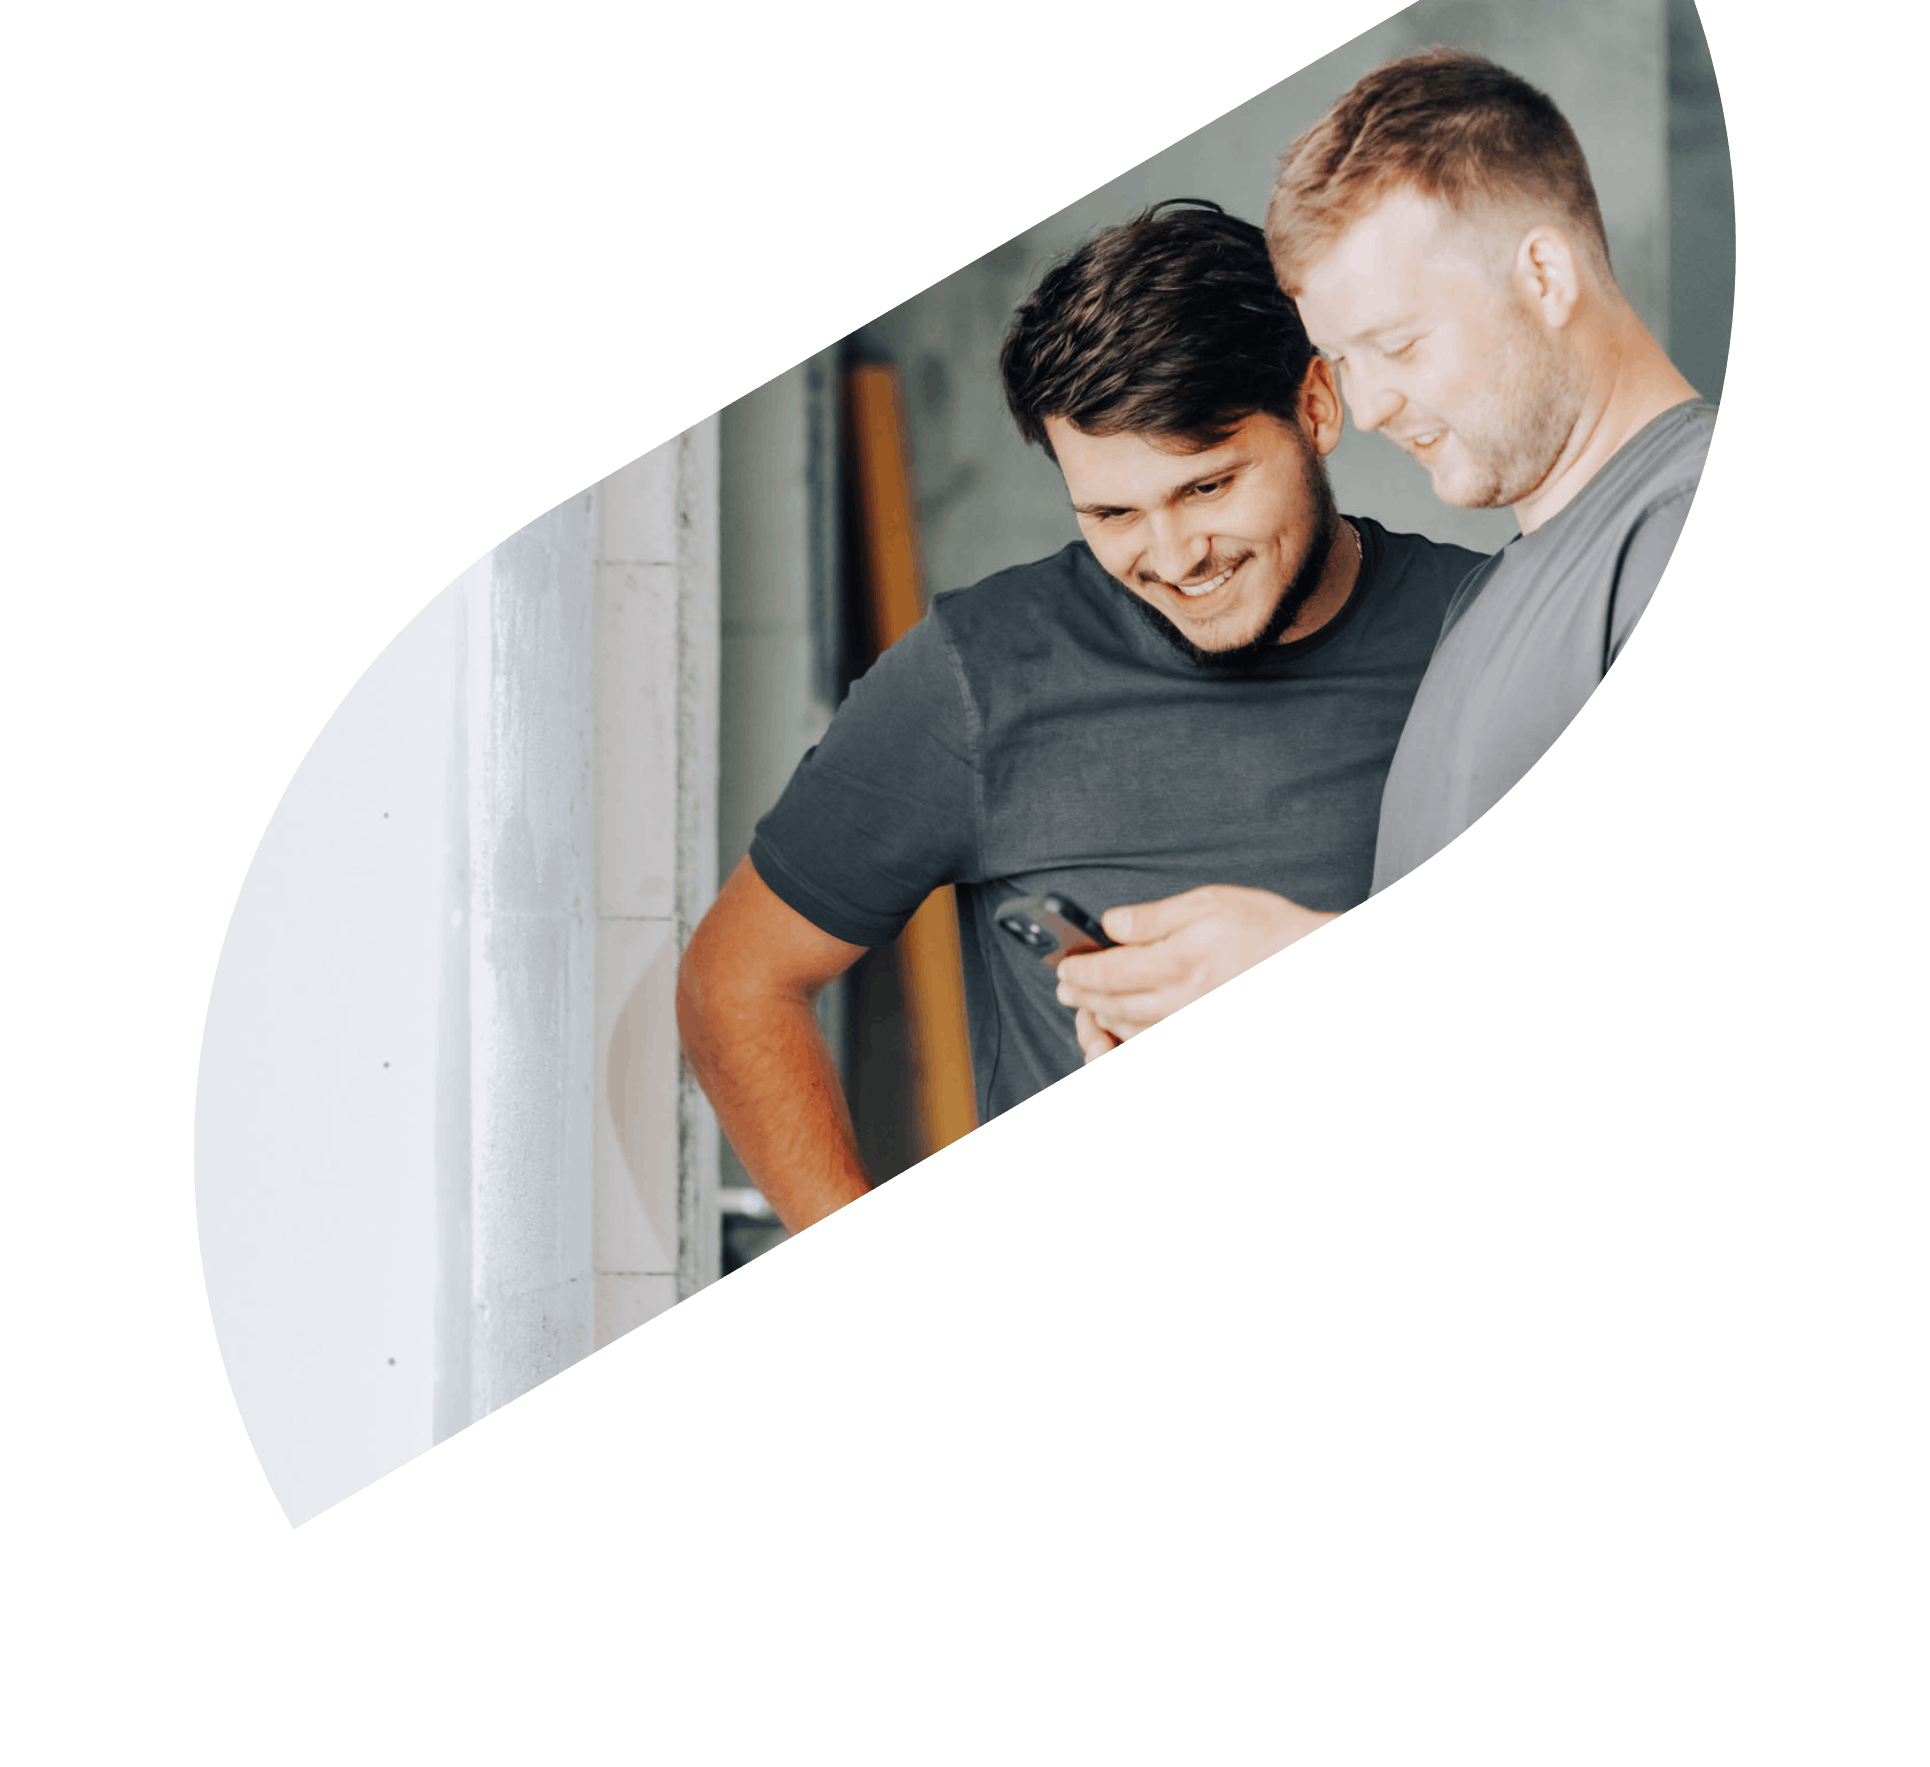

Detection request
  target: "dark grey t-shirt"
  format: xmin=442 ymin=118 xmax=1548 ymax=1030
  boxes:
xmin=751 ymin=517 xmax=1484 ymax=1120
xmin=1372 ymin=400 xmax=1718 ymax=893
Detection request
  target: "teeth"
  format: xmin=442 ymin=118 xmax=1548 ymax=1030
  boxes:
xmin=1178 ymin=565 xmax=1234 ymax=598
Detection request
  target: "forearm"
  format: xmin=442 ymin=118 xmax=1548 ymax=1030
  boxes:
xmin=678 ymin=978 xmax=871 ymax=1234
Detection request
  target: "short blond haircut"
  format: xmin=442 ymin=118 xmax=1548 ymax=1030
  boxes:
xmin=1266 ymin=48 xmax=1612 ymax=290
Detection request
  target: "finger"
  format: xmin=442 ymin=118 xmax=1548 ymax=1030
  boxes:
xmin=1056 ymin=942 xmax=1190 ymax=998
xmin=1084 ymin=984 xmax=1200 ymax=1037
xmin=1074 ymin=1007 xmax=1119 ymax=1063
xmin=1101 ymin=885 xmax=1224 ymax=945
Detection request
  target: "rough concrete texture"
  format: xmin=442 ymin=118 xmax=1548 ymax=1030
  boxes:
xmin=673 ymin=423 xmax=723 ymax=1303
xmin=466 ymin=493 xmax=597 ymax=1417
xmin=198 ymin=426 xmax=726 ymax=1509
xmin=591 ymin=423 xmax=722 ymax=1347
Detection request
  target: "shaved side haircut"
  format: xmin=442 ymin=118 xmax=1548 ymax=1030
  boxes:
xmin=1266 ymin=47 xmax=1613 ymax=289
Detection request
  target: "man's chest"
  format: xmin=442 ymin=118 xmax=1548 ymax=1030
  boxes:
xmin=967 ymin=664 xmax=1421 ymax=902
xmin=1428 ymin=553 xmax=1617 ymax=783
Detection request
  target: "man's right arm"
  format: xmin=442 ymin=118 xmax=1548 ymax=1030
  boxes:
xmin=676 ymin=856 xmax=872 ymax=1235
xmin=1054 ymin=885 xmax=1340 ymax=1051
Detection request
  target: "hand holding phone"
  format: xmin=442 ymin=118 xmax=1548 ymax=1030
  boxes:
xmin=993 ymin=892 xmax=1116 ymax=971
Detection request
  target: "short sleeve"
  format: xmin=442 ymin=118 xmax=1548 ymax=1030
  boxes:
xmin=748 ymin=614 xmax=979 ymax=947
xmin=1606 ymin=489 xmax=1696 ymax=665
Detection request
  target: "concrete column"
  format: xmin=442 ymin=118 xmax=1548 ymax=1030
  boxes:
xmin=593 ymin=423 xmax=722 ymax=1348
xmin=460 ymin=493 xmax=599 ymax=1420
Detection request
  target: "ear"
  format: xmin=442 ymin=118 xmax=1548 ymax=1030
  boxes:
xmin=1511 ymin=225 xmax=1583 ymax=329
xmin=1297 ymin=355 xmax=1346 ymax=458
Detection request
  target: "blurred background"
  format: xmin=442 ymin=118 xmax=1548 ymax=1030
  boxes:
xmin=196 ymin=0 xmax=1733 ymax=1524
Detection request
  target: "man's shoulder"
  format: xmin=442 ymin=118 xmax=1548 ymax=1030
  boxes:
xmin=1361 ymin=518 xmax=1490 ymax=577
xmin=929 ymin=541 xmax=1117 ymax=650
xmin=932 ymin=540 xmax=1103 ymax=608
xmin=1591 ymin=398 xmax=1718 ymax=523
xmin=1355 ymin=517 xmax=1492 ymax=619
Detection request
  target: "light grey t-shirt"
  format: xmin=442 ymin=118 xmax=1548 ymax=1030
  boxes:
xmin=1372 ymin=399 xmax=1718 ymax=892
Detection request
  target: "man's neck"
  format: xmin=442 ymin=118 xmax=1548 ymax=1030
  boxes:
xmin=1279 ymin=516 xmax=1363 ymax=643
xmin=1512 ymin=316 xmax=1700 ymax=535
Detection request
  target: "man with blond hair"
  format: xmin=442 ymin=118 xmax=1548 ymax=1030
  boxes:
xmin=1058 ymin=49 xmax=1717 ymax=1050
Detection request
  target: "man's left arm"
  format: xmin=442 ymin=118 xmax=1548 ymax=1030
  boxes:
xmin=1606 ymin=490 xmax=1698 ymax=665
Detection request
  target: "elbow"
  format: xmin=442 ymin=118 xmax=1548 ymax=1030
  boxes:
xmin=674 ymin=912 xmax=779 ymax=1062
xmin=675 ymin=926 xmax=717 ymax=1060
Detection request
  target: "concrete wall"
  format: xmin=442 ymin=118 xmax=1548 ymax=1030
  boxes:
xmin=865 ymin=0 xmax=1678 ymax=600
xmin=459 ymin=496 xmax=598 ymax=1424
xmin=1669 ymin=0 xmax=1735 ymax=404
xmin=198 ymin=434 xmax=721 ymax=1524
xmin=593 ymin=426 xmax=723 ymax=1345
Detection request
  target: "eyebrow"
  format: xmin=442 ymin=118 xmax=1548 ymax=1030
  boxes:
xmin=1070 ymin=458 xmax=1245 ymax=517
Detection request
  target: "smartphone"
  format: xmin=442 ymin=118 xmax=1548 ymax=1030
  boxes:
xmin=993 ymin=892 xmax=1116 ymax=970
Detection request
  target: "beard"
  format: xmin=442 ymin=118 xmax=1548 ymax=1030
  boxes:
xmin=1440 ymin=303 xmax=1587 ymax=510
xmin=1125 ymin=464 xmax=1341 ymax=671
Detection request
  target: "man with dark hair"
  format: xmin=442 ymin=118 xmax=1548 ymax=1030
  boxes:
xmin=1058 ymin=52 xmax=1716 ymax=1050
xmin=677 ymin=200 xmax=1484 ymax=1232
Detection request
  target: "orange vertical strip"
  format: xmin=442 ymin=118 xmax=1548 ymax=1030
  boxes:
xmin=845 ymin=362 xmax=979 ymax=1157
xmin=846 ymin=365 xmax=928 ymax=647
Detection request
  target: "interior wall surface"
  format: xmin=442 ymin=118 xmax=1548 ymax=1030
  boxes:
xmin=462 ymin=496 xmax=599 ymax=1422
xmin=865 ymin=0 xmax=1689 ymax=601
xmin=1668 ymin=0 xmax=1734 ymax=404
xmin=197 ymin=590 xmax=458 ymax=1527
xmin=198 ymin=435 xmax=722 ymax=1524
xmin=593 ymin=426 xmax=723 ymax=1344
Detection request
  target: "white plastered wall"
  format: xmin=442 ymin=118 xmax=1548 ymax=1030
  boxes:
xmin=198 ymin=431 xmax=722 ymax=1524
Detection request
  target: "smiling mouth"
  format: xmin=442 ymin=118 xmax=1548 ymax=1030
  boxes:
xmin=1405 ymin=429 xmax=1444 ymax=454
xmin=1173 ymin=560 xmax=1239 ymax=599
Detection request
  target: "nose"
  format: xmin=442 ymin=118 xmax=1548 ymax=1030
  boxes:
xmin=1343 ymin=360 xmax=1403 ymax=436
xmin=1142 ymin=509 xmax=1211 ymax=587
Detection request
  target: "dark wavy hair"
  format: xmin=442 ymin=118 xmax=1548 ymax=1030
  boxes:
xmin=1000 ymin=199 xmax=1317 ymax=460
